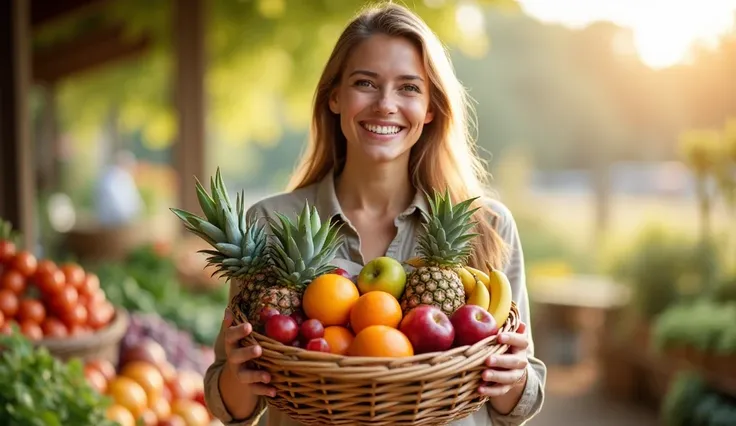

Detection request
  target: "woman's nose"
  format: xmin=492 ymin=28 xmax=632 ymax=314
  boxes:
xmin=373 ymin=91 xmax=398 ymax=115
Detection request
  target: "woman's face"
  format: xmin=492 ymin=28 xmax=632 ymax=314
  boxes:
xmin=329 ymin=34 xmax=434 ymax=166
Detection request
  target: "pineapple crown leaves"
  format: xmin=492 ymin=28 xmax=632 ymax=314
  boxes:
xmin=417 ymin=188 xmax=481 ymax=266
xmin=169 ymin=168 xmax=270 ymax=279
xmin=267 ymin=201 xmax=345 ymax=287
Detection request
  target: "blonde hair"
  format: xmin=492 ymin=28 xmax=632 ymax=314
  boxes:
xmin=287 ymin=2 xmax=509 ymax=269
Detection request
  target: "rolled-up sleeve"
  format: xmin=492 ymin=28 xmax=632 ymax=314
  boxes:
xmin=485 ymin=200 xmax=547 ymax=425
xmin=203 ymin=279 xmax=268 ymax=426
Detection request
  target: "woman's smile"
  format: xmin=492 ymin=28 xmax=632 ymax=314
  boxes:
xmin=359 ymin=120 xmax=407 ymax=141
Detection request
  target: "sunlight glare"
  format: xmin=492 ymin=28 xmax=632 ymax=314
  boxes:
xmin=517 ymin=0 xmax=736 ymax=69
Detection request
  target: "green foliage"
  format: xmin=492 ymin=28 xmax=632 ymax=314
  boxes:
xmin=652 ymin=300 xmax=736 ymax=355
xmin=91 ymin=244 xmax=228 ymax=345
xmin=0 ymin=331 xmax=116 ymax=426
xmin=606 ymin=224 xmax=719 ymax=319
xmin=33 ymin=0 xmax=512 ymax=151
xmin=661 ymin=371 xmax=736 ymax=426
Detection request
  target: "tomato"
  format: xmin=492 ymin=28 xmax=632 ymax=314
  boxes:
xmin=35 ymin=259 xmax=57 ymax=277
xmin=61 ymin=263 xmax=85 ymax=289
xmin=47 ymin=285 xmax=78 ymax=315
xmin=84 ymin=364 xmax=108 ymax=393
xmin=36 ymin=268 xmax=65 ymax=295
xmin=0 ymin=240 xmax=16 ymax=265
xmin=1 ymin=270 xmax=26 ymax=294
xmin=10 ymin=251 xmax=37 ymax=277
xmin=0 ymin=310 xmax=4 ymax=327
xmin=86 ymin=358 xmax=117 ymax=382
xmin=88 ymin=304 xmax=110 ymax=330
xmin=0 ymin=289 xmax=18 ymax=318
xmin=80 ymin=273 xmax=100 ymax=295
xmin=19 ymin=320 xmax=42 ymax=340
xmin=61 ymin=303 xmax=88 ymax=327
xmin=40 ymin=317 xmax=67 ymax=338
xmin=17 ymin=299 xmax=46 ymax=324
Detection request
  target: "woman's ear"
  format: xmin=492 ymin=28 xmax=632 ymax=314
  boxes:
xmin=329 ymin=90 xmax=340 ymax=114
xmin=424 ymin=107 xmax=434 ymax=124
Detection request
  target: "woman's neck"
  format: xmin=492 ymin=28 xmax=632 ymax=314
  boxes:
xmin=336 ymin=155 xmax=414 ymax=216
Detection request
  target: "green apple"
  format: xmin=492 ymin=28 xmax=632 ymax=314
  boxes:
xmin=357 ymin=256 xmax=407 ymax=299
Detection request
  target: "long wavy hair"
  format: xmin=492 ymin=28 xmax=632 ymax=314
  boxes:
xmin=287 ymin=2 xmax=509 ymax=269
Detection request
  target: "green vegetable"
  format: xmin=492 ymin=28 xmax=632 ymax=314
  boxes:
xmin=0 ymin=329 xmax=116 ymax=426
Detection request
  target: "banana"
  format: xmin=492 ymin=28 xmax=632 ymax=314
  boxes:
xmin=485 ymin=261 xmax=513 ymax=327
xmin=403 ymin=257 xmax=425 ymax=268
xmin=454 ymin=266 xmax=477 ymax=295
xmin=465 ymin=273 xmax=490 ymax=310
xmin=464 ymin=266 xmax=490 ymax=292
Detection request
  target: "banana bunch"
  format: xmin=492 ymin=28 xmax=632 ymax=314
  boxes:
xmin=404 ymin=257 xmax=513 ymax=327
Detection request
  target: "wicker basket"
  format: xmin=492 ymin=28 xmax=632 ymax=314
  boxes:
xmin=34 ymin=308 xmax=130 ymax=364
xmin=242 ymin=302 xmax=520 ymax=426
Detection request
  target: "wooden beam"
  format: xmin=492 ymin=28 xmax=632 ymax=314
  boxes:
xmin=0 ymin=0 xmax=36 ymax=250
xmin=31 ymin=0 xmax=111 ymax=28
xmin=32 ymin=26 xmax=151 ymax=83
xmin=173 ymin=0 xmax=206 ymax=215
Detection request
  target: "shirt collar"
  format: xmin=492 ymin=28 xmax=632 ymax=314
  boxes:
xmin=315 ymin=168 xmax=430 ymax=223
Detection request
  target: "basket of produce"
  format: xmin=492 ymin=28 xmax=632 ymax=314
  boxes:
xmin=0 ymin=219 xmax=128 ymax=364
xmin=172 ymin=170 xmax=522 ymax=425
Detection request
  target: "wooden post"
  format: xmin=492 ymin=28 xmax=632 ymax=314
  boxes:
xmin=173 ymin=0 xmax=207 ymax=215
xmin=0 ymin=0 xmax=36 ymax=250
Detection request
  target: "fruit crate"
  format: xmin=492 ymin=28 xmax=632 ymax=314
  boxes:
xmin=35 ymin=308 xmax=130 ymax=364
xmin=242 ymin=302 xmax=520 ymax=426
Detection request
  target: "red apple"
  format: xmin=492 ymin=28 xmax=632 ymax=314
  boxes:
xmin=259 ymin=307 xmax=280 ymax=324
xmin=306 ymin=338 xmax=331 ymax=352
xmin=265 ymin=314 xmax=299 ymax=344
xmin=399 ymin=305 xmax=455 ymax=354
xmin=290 ymin=310 xmax=306 ymax=326
xmin=517 ymin=321 xmax=527 ymax=335
xmin=332 ymin=267 xmax=351 ymax=279
xmin=300 ymin=319 xmax=324 ymax=341
xmin=450 ymin=305 xmax=499 ymax=347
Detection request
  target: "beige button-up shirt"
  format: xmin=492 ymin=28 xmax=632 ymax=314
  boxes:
xmin=204 ymin=170 xmax=547 ymax=426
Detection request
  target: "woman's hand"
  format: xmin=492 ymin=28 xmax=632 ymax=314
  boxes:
xmin=479 ymin=322 xmax=529 ymax=398
xmin=223 ymin=309 xmax=276 ymax=397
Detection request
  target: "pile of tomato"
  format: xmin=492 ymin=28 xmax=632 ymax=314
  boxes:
xmin=0 ymin=235 xmax=116 ymax=340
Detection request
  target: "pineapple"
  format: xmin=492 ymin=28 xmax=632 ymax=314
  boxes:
xmin=264 ymin=202 xmax=345 ymax=315
xmin=399 ymin=189 xmax=480 ymax=316
xmin=170 ymin=169 xmax=277 ymax=328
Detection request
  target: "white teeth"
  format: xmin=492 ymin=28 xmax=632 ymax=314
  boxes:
xmin=362 ymin=123 xmax=401 ymax=135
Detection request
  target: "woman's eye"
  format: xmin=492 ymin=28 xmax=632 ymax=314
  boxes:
xmin=402 ymin=84 xmax=421 ymax=93
xmin=354 ymin=80 xmax=374 ymax=88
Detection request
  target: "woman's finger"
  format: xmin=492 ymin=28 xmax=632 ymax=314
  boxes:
xmin=479 ymin=383 xmax=512 ymax=397
xmin=485 ymin=353 xmax=527 ymax=369
xmin=248 ymin=383 xmax=277 ymax=398
xmin=482 ymin=367 xmax=525 ymax=385
xmin=237 ymin=366 xmax=272 ymax=386
xmin=497 ymin=332 xmax=529 ymax=350
xmin=225 ymin=322 xmax=252 ymax=347
xmin=228 ymin=344 xmax=264 ymax=365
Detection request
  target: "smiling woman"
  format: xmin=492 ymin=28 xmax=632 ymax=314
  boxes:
xmin=203 ymin=3 xmax=547 ymax=426
xmin=328 ymin=33 xmax=434 ymax=165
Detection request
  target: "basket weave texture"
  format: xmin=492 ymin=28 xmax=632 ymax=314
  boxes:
xmin=34 ymin=308 xmax=129 ymax=364
xmin=238 ymin=302 xmax=520 ymax=426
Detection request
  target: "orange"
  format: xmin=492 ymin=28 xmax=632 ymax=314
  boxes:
xmin=106 ymin=404 xmax=136 ymax=426
xmin=120 ymin=361 xmax=165 ymax=404
xmin=107 ymin=376 xmax=149 ymax=419
xmin=323 ymin=326 xmax=355 ymax=355
xmin=348 ymin=325 xmax=414 ymax=357
xmin=303 ymin=274 xmax=360 ymax=326
xmin=349 ymin=291 xmax=403 ymax=334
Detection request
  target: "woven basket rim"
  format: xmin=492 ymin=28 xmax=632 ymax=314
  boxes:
xmin=33 ymin=308 xmax=129 ymax=351
xmin=245 ymin=301 xmax=519 ymax=367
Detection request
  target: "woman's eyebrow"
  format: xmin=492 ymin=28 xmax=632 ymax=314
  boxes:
xmin=348 ymin=69 xmax=424 ymax=82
